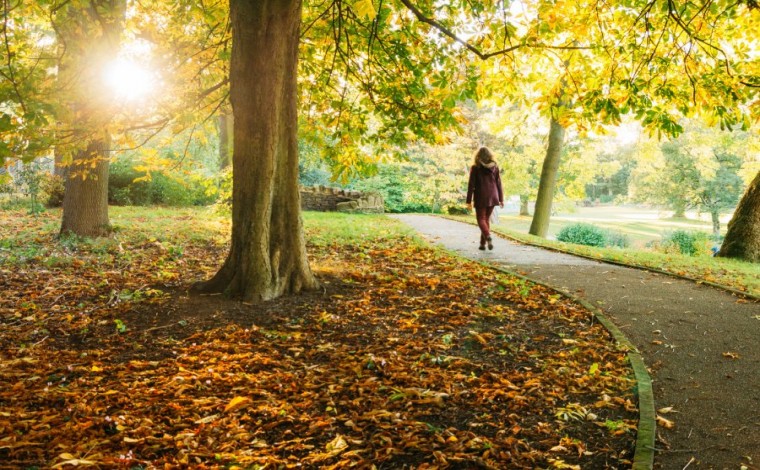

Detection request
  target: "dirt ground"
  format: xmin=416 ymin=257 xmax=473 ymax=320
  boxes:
xmin=394 ymin=214 xmax=760 ymax=470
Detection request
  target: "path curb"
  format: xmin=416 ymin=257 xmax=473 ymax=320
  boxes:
xmin=480 ymin=261 xmax=656 ymax=470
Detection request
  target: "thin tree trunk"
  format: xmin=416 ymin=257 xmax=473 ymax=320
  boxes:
xmin=60 ymin=136 xmax=110 ymax=237
xmin=672 ymin=201 xmax=686 ymax=218
xmin=529 ymin=117 xmax=565 ymax=238
xmin=717 ymin=171 xmax=760 ymax=262
xmin=519 ymin=195 xmax=530 ymax=216
xmin=196 ymin=0 xmax=317 ymax=301
xmin=710 ymin=210 xmax=720 ymax=236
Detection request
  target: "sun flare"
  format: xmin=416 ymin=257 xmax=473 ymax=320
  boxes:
xmin=103 ymin=58 xmax=156 ymax=102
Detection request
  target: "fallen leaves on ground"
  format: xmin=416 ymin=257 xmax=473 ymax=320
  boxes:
xmin=1 ymin=209 xmax=637 ymax=468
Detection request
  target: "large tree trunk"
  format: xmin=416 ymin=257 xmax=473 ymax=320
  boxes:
xmin=717 ymin=171 xmax=760 ymax=262
xmin=196 ymin=0 xmax=317 ymax=301
xmin=55 ymin=0 xmax=124 ymax=237
xmin=60 ymin=137 xmax=110 ymax=237
xmin=529 ymin=117 xmax=566 ymax=237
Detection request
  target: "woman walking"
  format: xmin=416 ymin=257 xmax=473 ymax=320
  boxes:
xmin=466 ymin=147 xmax=504 ymax=250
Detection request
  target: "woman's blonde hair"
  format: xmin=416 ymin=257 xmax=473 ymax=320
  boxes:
xmin=473 ymin=146 xmax=495 ymax=166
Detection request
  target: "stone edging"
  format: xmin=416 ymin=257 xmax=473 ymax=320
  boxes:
xmin=441 ymin=215 xmax=758 ymax=301
xmin=483 ymin=263 xmax=656 ymax=470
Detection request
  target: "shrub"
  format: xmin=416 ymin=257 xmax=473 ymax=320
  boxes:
xmin=40 ymin=174 xmax=65 ymax=207
xmin=0 ymin=172 xmax=12 ymax=194
xmin=557 ymin=223 xmax=607 ymax=247
xmin=605 ymin=230 xmax=631 ymax=249
xmin=349 ymin=167 xmax=406 ymax=212
xmin=109 ymin=162 xmax=152 ymax=205
xmin=108 ymin=161 xmax=215 ymax=207
xmin=397 ymin=201 xmax=433 ymax=213
xmin=299 ymin=165 xmax=332 ymax=187
xmin=111 ymin=187 xmax=133 ymax=206
xmin=660 ymin=230 xmax=711 ymax=256
xmin=211 ymin=168 xmax=232 ymax=214
xmin=446 ymin=205 xmax=470 ymax=215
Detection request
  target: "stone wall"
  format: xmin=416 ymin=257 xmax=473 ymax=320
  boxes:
xmin=300 ymin=186 xmax=384 ymax=213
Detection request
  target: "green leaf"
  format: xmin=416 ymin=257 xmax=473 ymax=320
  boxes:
xmin=0 ymin=113 xmax=13 ymax=132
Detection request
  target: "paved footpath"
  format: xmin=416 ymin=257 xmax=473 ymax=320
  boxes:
xmin=393 ymin=214 xmax=760 ymax=470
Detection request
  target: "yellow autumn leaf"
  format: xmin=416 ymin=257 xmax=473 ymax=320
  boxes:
xmin=656 ymin=415 xmax=675 ymax=429
xmin=468 ymin=330 xmax=488 ymax=345
xmin=224 ymin=396 xmax=252 ymax=413
xmin=326 ymin=434 xmax=348 ymax=452
xmin=353 ymin=0 xmax=376 ymax=20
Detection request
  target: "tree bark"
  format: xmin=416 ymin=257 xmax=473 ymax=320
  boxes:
xmin=55 ymin=0 xmax=125 ymax=237
xmin=710 ymin=210 xmax=720 ymax=236
xmin=196 ymin=0 xmax=318 ymax=301
xmin=672 ymin=201 xmax=686 ymax=218
xmin=519 ymin=195 xmax=530 ymax=216
xmin=529 ymin=117 xmax=566 ymax=238
xmin=717 ymin=171 xmax=760 ymax=262
xmin=60 ymin=136 xmax=111 ymax=237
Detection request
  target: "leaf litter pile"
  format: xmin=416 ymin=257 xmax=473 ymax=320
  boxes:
xmin=1 ymin=210 xmax=638 ymax=469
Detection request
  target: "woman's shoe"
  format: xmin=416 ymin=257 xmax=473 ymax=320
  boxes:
xmin=479 ymin=243 xmax=486 ymax=250
xmin=487 ymin=237 xmax=493 ymax=250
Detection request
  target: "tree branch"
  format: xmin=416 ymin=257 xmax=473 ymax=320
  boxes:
xmin=397 ymin=0 xmax=521 ymax=60
xmin=2 ymin=0 xmax=28 ymax=115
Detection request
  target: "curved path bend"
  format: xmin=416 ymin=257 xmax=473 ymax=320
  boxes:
xmin=393 ymin=214 xmax=760 ymax=470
